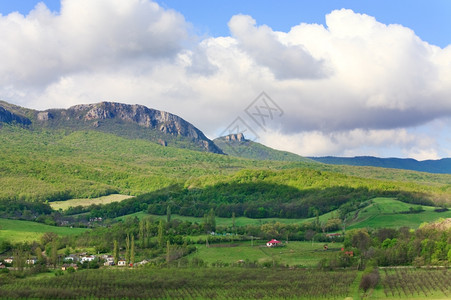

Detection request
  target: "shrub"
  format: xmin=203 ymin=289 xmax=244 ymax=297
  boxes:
xmin=360 ymin=268 xmax=380 ymax=292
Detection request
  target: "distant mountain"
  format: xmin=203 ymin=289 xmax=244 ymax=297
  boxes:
xmin=214 ymin=133 xmax=313 ymax=162
xmin=308 ymin=156 xmax=451 ymax=174
xmin=0 ymin=100 xmax=223 ymax=154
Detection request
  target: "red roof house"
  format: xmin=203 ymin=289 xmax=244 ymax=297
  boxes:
xmin=266 ymin=239 xmax=281 ymax=247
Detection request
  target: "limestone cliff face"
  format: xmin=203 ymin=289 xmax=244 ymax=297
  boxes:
xmin=0 ymin=100 xmax=224 ymax=154
xmin=66 ymin=102 xmax=223 ymax=154
xmin=224 ymin=133 xmax=246 ymax=142
xmin=0 ymin=106 xmax=31 ymax=125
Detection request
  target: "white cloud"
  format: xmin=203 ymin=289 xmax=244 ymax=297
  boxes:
xmin=1 ymin=3 xmax=451 ymax=159
xmin=0 ymin=0 xmax=188 ymax=87
xmin=228 ymin=14 xmax=330 ymax=80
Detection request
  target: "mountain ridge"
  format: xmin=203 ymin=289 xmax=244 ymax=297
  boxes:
xmin=0 ymin=100 xmax=223 ymax=154
xmin=214 ymin=133 xmax=313 ymax=163
xmin=308 ymin=156 xmax=451 ymax=174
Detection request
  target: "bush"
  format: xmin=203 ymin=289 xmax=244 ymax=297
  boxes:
xmin=359 ymin=268 xmax=380 ymax=292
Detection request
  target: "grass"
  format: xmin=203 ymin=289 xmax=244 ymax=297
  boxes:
xmin=117 ymin=212 xmax=317 ymax=226
xmin=188 ymin=241 xmax=343 ymax=267
xmin=0 ymin=218 xmax=88 ymax=244
xmin=116 ymin=211 xmax=339 ymax=227
xmin=116 ymin=197 xmax=449 ymax=231
xmin=50 ymin=194 xmax=134 ymax=210
xmin=348 ymin=198 xmax=451 ymax=229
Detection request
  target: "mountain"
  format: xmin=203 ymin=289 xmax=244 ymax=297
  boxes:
xmin=0 ymin=100 xmax=223 ymax=154
xmin=213 ymin=133 xmax=313 ymax=162
xmin=308 ymin=156 xmax=451 ymax=174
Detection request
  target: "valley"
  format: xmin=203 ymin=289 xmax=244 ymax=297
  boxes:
xmin=1 ymin=100 xmax=450 ymax=299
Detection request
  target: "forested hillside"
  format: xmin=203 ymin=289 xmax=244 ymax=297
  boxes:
xmin=1 ymin=124 xmax=450 ymax=221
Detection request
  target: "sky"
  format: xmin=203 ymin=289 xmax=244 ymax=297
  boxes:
xmin=1 ymin=0 xmax=451 ymax=160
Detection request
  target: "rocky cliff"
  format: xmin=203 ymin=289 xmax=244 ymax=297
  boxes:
xmin=0 ymin=100 xmax=223 ymax=154
xmin=0 ymin=104 xmax=31 ymax=125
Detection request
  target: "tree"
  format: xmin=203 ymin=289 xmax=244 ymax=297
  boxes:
xmin=139 ymin=219 xmax=145 ymax=248
xmin=130 ymin=235 xmax=135 ymax=266
xmin=203 ymin=208 xmax=216 ymax=233
xmin=166 ymin=240 xmax=171 ymax=265
xmin=158 ymin=220 xmax=164 ymax=249
xmin=232 ymin=212 xmax=236 ymax=232
xmin=113 ymin=240 xmax=119 ymax=265
xmin=51 ymin=240 xmax=58 ymax=268
xmin=125 ymin=234 xmax=130 ymax=264
xmin=13 ymin=248 xmax=26 ymax=273
xmin=166 ymin=205 xmax=172 ymax=223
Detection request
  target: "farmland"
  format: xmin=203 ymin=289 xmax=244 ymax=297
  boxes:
xmin=0 ymin=267 xmax=359 ymax=299
xmin=188 ymin=241 xmax=343 ymax=267
xmin=50 ymin=194 xmax=134 ymax=210
xmin=0 ymin=218 xmax=87 ymax=244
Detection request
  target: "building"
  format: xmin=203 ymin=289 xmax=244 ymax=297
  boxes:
xmin=326 ymin=233 xmax=342 ymax=239
xmin=117 ymin=260 xmax=127 ymax=266
xmin=81 ymin=255 xmax=96 ymax=263
xmin=4 ymin=258 xmax=13 ymax=264
xmin=266 ymin=239 xmax=281 ymax=247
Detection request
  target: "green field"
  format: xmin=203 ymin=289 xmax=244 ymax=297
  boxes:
xmin=50 ymin=194 xmax=134 ymax=210
xmin=0 ymin=218 xmax=88 ymax=243
xmin=188 ymin=241 xmax=342 ymax=267
xmin=117 ymin=198 xmax=450 ymax=230
xmin=347 ymin=198 xmax=451 ymax=229
xmin=117 ymin=212 xmax=313 ymax=226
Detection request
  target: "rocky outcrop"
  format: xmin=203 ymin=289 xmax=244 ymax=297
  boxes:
xmin=224 ymin=133 xmax=247 ymax=142
xmin=1 ymin=100 xmax=224 ymax=154
xmin=66 ymin=102 xmax=223 ymax=154
xmin=37 ymin=112 xmax=53 ymax=121
xmin=0 ymin=106 xmax=31 ymax=125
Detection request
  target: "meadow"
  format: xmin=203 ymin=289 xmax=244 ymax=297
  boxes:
xmin=347 ymin=197 xmax=451 ymax=229
xmin=0 ymin=218 xmax=87 ymax=244
xmin=187 ymin=241 xmax=343 ymax=267
xmin=50 ymin=194 xmax=134 ymax=210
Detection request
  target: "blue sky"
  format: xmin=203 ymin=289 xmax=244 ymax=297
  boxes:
xmin=2 ymin=0 xmax=450 ymax=47
xmin=1 ymin=1 xmax=451 ymax=159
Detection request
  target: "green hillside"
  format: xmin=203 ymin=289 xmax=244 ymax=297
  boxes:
xmin=0 ymin=125 xmax=294 ymax=202
xmin=0 ymin=218 xmax=87 ymax=244
xmin=1 ymin=124 xmax=450 ymax=224
xmin=347 ymin=197 xmax=451 ymax=229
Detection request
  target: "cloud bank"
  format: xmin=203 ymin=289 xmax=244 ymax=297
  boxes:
xmin=1 ymin=1 xmax=451 ymax=160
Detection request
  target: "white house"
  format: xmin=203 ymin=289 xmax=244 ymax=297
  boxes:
xmin=81 ymin=255 xmax=96 ymax=263
xmin=117 ymin=260 xmax=127 ymax=267
xmin=4 ymin=258 xmax=13 ymax=264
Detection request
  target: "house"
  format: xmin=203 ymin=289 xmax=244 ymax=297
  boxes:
xmin=63 ymin=256 xmax=75 ymax=263
xmin=135 ymin=260 xmax=149 ymax=266
xmin=81 ymin=255 xmax=96 ymax=263
xmin=266 ymin=239 xmax=281 ymax=247
xmin=326 ymin=233 xmax=342 ymax=238
xmin=61 ymin=263 xmax=78 ymax=271
xmin=4 ymin=258 xmax=13 ymax=264
xmin=117 ymin=260 xmax=127 ymax=267
xmin=104 ymin=256 xmax=115 ymax=266
xmin=26 ymin=259 xmax=37 ymax=265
